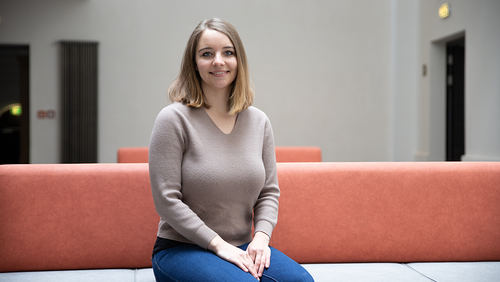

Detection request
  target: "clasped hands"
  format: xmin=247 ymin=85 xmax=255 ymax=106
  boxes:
xmin=208 ymin=231 xmax=271 ymax=280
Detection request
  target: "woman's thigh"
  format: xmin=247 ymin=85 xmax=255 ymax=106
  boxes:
xmin=152 ymin=243 xmax=314 ymax=282
xmin=250 ymin=245 xmax=315 ymax=282
xmin=152 ymin=244 xmax=257 ymax=282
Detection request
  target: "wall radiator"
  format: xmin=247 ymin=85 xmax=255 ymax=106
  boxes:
xmin=60 ymin=41 xmax=98 ymax=163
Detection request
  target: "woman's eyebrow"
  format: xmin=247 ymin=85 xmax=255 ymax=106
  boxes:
xmin=198 ymin=46 xmax=235 ymax=54
xmin=198 ymin=47 xmax=213 ymax=54
xmin=197 ymin=46 xmax=236 ymax=53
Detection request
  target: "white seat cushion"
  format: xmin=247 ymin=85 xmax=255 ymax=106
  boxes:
xmin=302 ymin=263 xmax=433 ymax=282
xmin=407 ymin=262 xmax=500 ymax=282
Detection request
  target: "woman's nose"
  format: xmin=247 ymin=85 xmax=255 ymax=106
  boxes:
xmin=212 ymin=53 xmax=225 ymax=66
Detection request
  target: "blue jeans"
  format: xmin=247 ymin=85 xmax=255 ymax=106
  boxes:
xmin=152 ymin=243 xmax=315 ymax=282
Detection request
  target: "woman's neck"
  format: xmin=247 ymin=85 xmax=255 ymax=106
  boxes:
xmin=202 ymin=86 xmax=238 ymax=134
xmin=203 ymin=86 xmax=232 ymax=116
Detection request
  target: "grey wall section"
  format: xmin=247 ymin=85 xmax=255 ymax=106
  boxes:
xmin=0 ymin=0 xmax=498 ymax=163
xmin=418 ymin=0 xmax=500 ymax=161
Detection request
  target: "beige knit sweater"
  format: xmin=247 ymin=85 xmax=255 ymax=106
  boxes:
xmin=149 ymin=102 xmax=280 ymax=249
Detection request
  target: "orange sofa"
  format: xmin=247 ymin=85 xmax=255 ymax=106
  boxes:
xmin=117 ymin=146 xmax=322 ymax=163
xmin=1 ymin=162 xmax=500 ymax=282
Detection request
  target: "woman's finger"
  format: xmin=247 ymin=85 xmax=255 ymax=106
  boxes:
xmin=265 ymin=249 xmax=271 ymax=268
xmin=209 ymin=236 xmax=260 ymax=279
xmin=243 ymin=255 xmax=259 ymax=279
xmin=256 ymin=252 xmax=266 ymax=277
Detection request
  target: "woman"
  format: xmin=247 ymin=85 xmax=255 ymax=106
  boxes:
xmin=149 ymin=18 xmax=314 ymax=281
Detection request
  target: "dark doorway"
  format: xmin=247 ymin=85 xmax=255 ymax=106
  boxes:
xmin=446 ymin=37 xmax=465 ymax=161
xmin=0 ymin=45 xmax=30 ymax=164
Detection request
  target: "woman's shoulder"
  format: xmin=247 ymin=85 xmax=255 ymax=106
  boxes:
xmin=156 ymin=102 xmax=192 ymax=119
xmin=243 ymin=106 xmax=271 ymax=122
xmin=154 ymin=103 xmax=199 ymax=129
xmin=244 ymin=106 xmax=267 ymax=117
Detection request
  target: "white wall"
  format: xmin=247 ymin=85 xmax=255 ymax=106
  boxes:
xmin=418 ymin=0 xmax=500 ymax=161
xmin=1 ymin=0 xmax=498 ymax=163
xmin=0 ymin=0 xmax=394 ymax=163
xmin=390 ymin=0 xmax=420 ymax=161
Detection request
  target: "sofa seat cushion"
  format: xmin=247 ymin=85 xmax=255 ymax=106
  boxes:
xmin=302 ymin=263 xmax=433 ymax=282
xmin=135 ymin=268 xmax=156 ymax=282
xmin=407 ymin=262 xmax=500 ymax=282
xmin=2 ymin=263 xmax=499 ymax=282
xmin=0 ymin=268 xmax=156 ymax=282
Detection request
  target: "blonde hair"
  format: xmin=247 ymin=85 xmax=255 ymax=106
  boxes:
xmin=168 ymin=18 xmax=254 ymax=115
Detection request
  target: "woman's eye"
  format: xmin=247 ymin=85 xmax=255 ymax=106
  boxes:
xmin=202 ymin=52 xmax=212 ymax=57
xmin=224 ymin=51 xmax=234 ymax=56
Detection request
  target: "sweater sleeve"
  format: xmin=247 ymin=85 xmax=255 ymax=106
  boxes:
xmin=253 ymin=116 xmax=280 ymax=238
xmin=148 ymin=106 xmax=217 ymax=249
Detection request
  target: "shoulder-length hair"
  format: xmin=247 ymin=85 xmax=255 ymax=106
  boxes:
xmin=168 ymin=18 xmax=254 ymax=115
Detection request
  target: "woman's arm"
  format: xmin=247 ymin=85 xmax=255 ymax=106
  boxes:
xmin=253 ymin=116 xmax=280 ymax=238
xmin=249 ymin=116 xmax=280 ymax=277
xmin=149 ymin=106 xmax=217 ymax=248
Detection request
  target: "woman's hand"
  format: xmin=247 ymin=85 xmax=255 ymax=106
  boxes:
xmin=247 ymin=231 xmax=271 ymax=278
xmin=208 ymin=235 xmax=260 ymax=280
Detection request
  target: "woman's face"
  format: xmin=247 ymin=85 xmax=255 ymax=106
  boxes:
xmin=195 ymin=29 xmax=238 ymax=94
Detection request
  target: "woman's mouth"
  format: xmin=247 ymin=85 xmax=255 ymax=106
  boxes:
xmin=210 ymin=71 xmax=229 ymax=77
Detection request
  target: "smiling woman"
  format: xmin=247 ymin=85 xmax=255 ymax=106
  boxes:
xmin=195 ymin=29 xmax=238 ymax=103
xmin=194 ymin=29 xmax=239 ymax=134
xmin=148 ymin=18 xmax=314 ymax=282
xmin=167 ymin=18 xmax=253 ymax=116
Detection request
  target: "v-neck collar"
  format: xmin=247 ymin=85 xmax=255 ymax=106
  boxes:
xmin=202 ymin=108 xmax=241 ymax=136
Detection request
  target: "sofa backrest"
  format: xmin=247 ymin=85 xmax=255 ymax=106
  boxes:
xmin=1 ymin=162 xmax=499 ymax=273
xmin=0 ymin=163 xmax=158 ymax=273
xmin=117 ymin=146 xmax=322 ymax=163
xmin=274 ymin=146 xmax=322 ymax=162
xmin=270 ymin=162 xmax=500 ymax=263
xmin=117 ymin=147 xmax=149 ymax=163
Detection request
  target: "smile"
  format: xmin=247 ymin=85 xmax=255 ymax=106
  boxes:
xmin=210 ymin=71 xmax=229 ymax=77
